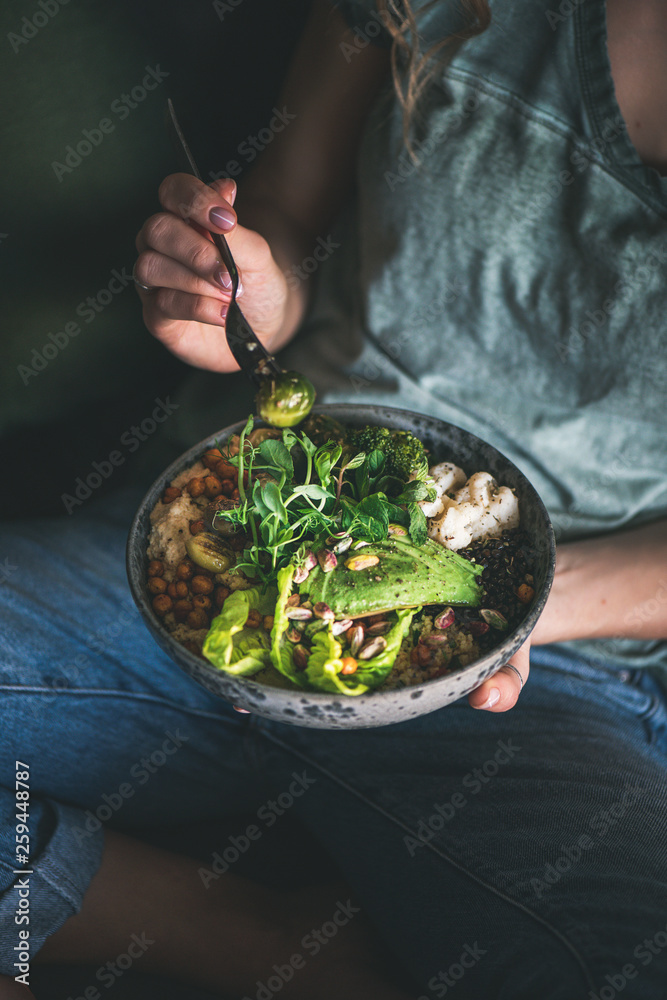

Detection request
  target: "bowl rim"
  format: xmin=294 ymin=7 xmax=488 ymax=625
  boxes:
xmin=126 ymin=403 xmax=556 ymax=704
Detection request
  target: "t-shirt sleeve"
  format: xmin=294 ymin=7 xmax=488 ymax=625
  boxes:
xmin=330 ymin=1 xmax=393 ymax=48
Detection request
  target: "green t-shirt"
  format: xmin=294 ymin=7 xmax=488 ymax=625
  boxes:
xmin=276 ymin=0 xmax=667 ymax=673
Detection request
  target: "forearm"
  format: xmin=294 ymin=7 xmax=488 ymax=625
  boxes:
xmin=532 ymin=519 xmax=667 ymax=646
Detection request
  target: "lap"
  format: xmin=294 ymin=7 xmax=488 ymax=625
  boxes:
xmin=257 ymin=650 xmax=667 ymax=998
xmin=2 ymin=496 xmax=667 ymax=997
xmin=0 ymin=489 xmax=268 ymax=827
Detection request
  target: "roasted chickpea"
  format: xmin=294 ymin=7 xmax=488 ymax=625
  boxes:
xmin=162 ymin=486 xmax=182 ymax=504
xmin=263 ymin=615 xmax=274 ymax=632
xmin=152 ymin=594 xmax=173 ymax=616
xmin=203 ymin=449 xmax=223 ymax=470
xmin=245 ymin=609 xmax=262 ymax=629
xmin=176 ymin=560 xmax=195 ymax=581
xmin=517 ymin=583 xmax=535 ymax=604
xmin=204 ymin=475 xmax=222 ymax=498
xmin=167 ymin=581 xmax=189 ymax=599
xmin=187 ymin=608 xmax=209 ymax=629
xmin=173 ymin=599 xmax=194 ymax=621
xmin=220 ymin=479 xmax=235 ymax=497
xmin=147 ymin=577 xmax=167 ymax=595
xmin=214 ymin=586 xmax=230 ymax=608
xmin=215 ymin=460 xmax=237 ymax=481
xmin=232 ymin=488 xmax=240 ymax=501
xmin=193 ymin=594 xmax=212 ymax=611
xmin=189 ymin=519 xmax=206 ymax=535
xmin=148 ymin=560 xmax=164 ymax=577
xmin=186 ymin=476 xmax=206 ymax=498
xmin=191 ymin=575 xmax=214 ymax=595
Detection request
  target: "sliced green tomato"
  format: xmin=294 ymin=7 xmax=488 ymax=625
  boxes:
xmin=255 ymin=371 xmax=316 ymax=428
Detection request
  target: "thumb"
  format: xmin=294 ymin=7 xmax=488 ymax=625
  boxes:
xmin=209 ymin=177 xmax=237 ymax=207
xmin=468 ymin=639 xmax=530 ymax=713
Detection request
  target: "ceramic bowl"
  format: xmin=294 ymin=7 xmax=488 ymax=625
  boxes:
xmin=127 ymin=404 xmax=555 ymax=729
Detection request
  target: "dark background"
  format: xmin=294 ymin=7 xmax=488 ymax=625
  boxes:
xmin=1 ymin=4 xmax=315 ymax=990
xmin=0 ymin=0 xmax=312 ymax=519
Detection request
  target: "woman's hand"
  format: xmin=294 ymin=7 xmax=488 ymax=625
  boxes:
xmin=468 ymin=518 xmax=667 ymax=712
xmin=468 ymin=640 xmax=531 ymax=713
xmin=134 ymin=174 xmax=292 ymax=372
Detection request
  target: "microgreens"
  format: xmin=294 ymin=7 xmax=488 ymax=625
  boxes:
xmin=213 ymin=417 xmax=436 ymax=585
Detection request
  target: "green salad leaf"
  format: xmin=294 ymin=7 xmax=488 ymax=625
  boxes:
xmin=202 ymin=586 xmax=275 ymax=676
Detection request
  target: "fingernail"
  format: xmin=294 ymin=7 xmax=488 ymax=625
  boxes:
xmin=209 ymin=207 xmax=235 ymax=231
xmin=228 ymin=181 xmax=237 ymax=207
xmin=214 ymin=268 xmax=232 ymax=289
xmin=484 ymin=688 xmax=501 ymax=709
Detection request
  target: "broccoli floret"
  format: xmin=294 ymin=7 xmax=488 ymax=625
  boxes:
xmin=347 ymin=425 xmax=427 ymax=480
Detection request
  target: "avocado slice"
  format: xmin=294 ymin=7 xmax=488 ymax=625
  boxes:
xmin=300 ymin=536 xmax=483 ymax=618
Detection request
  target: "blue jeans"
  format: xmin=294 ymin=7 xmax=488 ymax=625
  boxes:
xmin=1 ymin=488 xmax=666 ymax=999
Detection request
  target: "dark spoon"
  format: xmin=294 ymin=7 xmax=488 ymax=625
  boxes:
xmin=165 ymin=99 xmax=315 ymax=427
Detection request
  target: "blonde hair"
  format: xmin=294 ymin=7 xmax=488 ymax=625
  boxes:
xmin=376 ymin=0 xmax=491 ymax=157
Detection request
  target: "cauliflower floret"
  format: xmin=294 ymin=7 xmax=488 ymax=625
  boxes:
xmin=428 ymin=470 xmax=519 ymax=551
xmin=148 ymin=493 xmax=203 ymax=571
xmin=416 ymin=462 xmax=467 ymax=518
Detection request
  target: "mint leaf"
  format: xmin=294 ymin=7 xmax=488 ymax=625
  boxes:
xmin=407 ymin=502 xmax=428 ymax=545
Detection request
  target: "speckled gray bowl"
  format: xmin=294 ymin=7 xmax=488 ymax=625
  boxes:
xmin=127 ymin=404 xmax=555 ymax=729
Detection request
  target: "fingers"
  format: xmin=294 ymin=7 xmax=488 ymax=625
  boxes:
xmin=145 ymin=286 xmax=229 ymax=331
xmin=158 ymin=173 xmax=238 ymax=232
xmin=136 ymin=213 xmax=232 ymax=290
xmin=468 ymin=640 xmax=531 ymax=713
xmin=133 ymin=249 xmax=240 ymax=302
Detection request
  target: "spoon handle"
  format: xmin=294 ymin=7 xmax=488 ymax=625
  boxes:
xmin=165 ymin=99 xmax=281 ymax=380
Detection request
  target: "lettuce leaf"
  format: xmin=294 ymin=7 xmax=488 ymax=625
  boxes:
xmin=304 ymin=606 xmax=417 ymax=696
xmin=203 ymin=568 xmax=418 ymax=696
xmin=203 ymin=585 xmax=276 ymax=676
xmin=271 ymin=565 xmax=309 ymax=687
